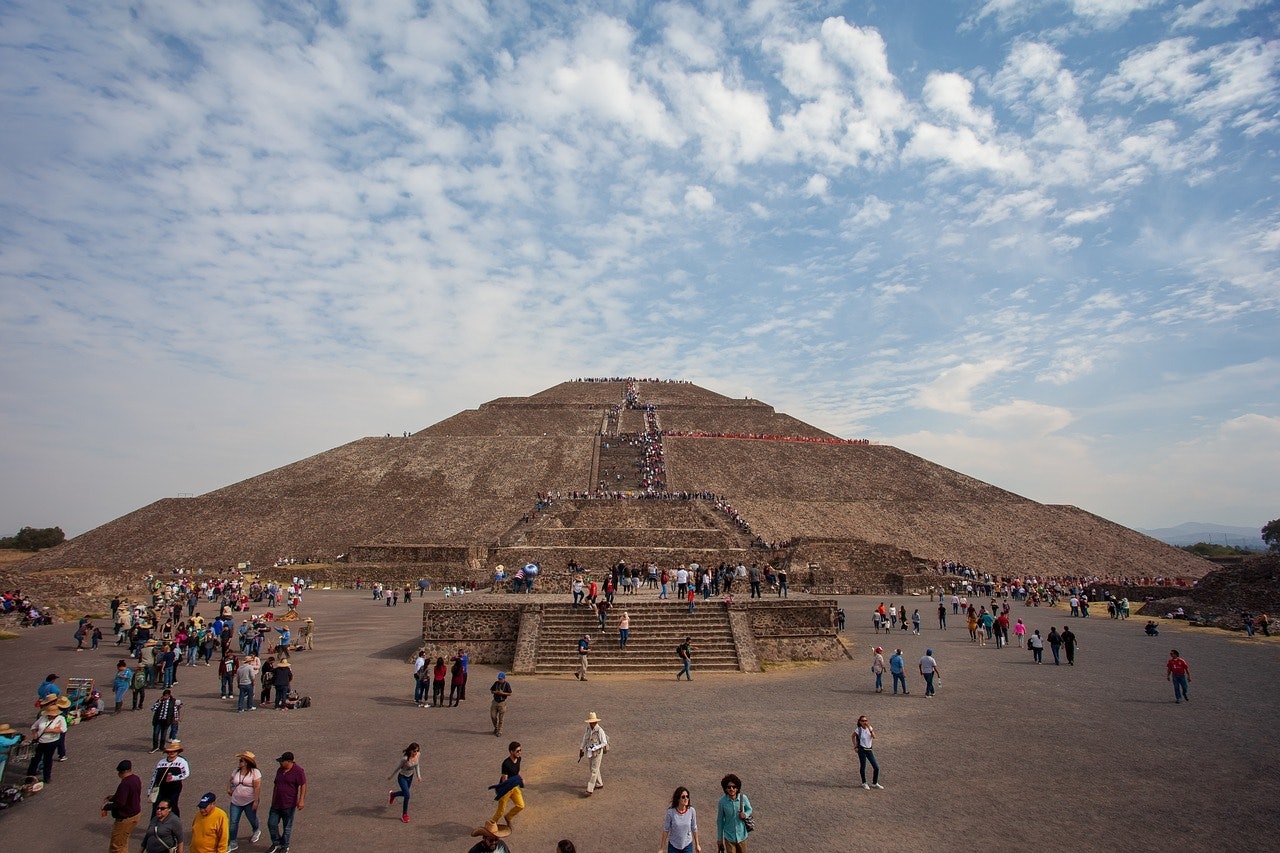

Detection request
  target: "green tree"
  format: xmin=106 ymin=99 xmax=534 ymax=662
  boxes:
xmin=0 ymin=526 xmax=66 ymax=551
xmin=1264 ymin=518 xmax=1280 ymax=552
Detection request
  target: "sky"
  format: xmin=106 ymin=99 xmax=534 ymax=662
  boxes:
xmin=1 ymin=0 xmax=1278 ymax=540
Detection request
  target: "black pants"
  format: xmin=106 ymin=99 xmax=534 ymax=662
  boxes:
xmin=27 ymin=741 xmax=57 ymax=783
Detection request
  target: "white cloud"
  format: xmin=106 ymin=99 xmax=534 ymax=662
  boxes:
xmin=803 ymin=173 xmax=830 ymax=198
xmin=684 ymin=185 xmax=715 ymax=211
xmin=1173 ymin=0 xmax=1268 ymax=29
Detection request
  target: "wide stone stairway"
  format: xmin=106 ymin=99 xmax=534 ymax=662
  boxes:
xmin=531 ymin=600 xmax=743 ymax=674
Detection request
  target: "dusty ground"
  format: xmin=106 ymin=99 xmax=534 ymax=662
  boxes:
xmin=0 ymin=589 xmax=1277 ymax=852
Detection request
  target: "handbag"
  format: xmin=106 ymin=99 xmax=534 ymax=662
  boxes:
xmin=743 ymin=814 xmax=756 ymax=833
xmin=148 ymin=786 xmax=160 ymax=803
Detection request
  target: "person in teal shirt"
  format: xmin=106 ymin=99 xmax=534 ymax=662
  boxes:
xmin=0 ymin=723 xmax=25 ymax=780
xmin=716 ymin=773 xmax=752 ymax=852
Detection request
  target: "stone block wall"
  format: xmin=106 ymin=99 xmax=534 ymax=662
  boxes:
xmin=418 ymin=601 xmax=523 ymax=664
xmin=740 ymin=599 xmax=846 ymax=662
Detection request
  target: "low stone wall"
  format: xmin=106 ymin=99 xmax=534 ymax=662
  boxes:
xmin=742 ymin=599 xmax=845 ymax=662
xmin=349 ymin=544 xmax=482 ymax=564
xmin=418 ymin=601 xmax=523 ymax=664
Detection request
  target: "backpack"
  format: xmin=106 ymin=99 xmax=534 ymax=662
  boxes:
xmin=131 ymin=669 xmax=147 ymax=689
xmin=299 ymin=696 xmax=311 ymax=708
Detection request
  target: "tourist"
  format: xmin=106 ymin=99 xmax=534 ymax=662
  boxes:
xmin=272 ymin=659 xmax=293 ymax=709
xmin=151 ymin=740 xmax=190 ymax=817
xmin=677 ymin=637 xmax=694 ymax=681
xmin=871 ymin=647 xmax=885 ymax=693
xmin=919 ymin=649 xmax=940 ymax=698
xmin=1047 ymin=627 xmax=1062 ymax=665
xmin=432 ymin=656 xmax=447 ymax=707
xmin=937 ymin=603 xmax=946 ymax=630
xmin=300 ymin=617 xmax=315 ymax=650
xmin=456 ymin=648 xmax=470 ymax=700
xmin=26 ymin=696 xmax=65 ymax=778
xmin=660 ymin=785 xmax=701 ymax=853
xmin=1166 ymin=649 xmax=1191 ymax=703
xmin=236 ymin=653 xmax=259 ymax=712
xmin=103 ymin=759 xmax=143 ymax=853
xmin=387 ymin=742 xmax=422 ymax=822
xmin=132 ymin=660 xmax=149 ymax=710
xmin=966 ymin=609 xmax=978 ymax=642
xmin=150 ymin=689 xmax=183 ymax=752
xmin=112 ymin=659 xmax=132 ymax=715
xmin=597 ymin=597 xmax=610 ymax=630
xmin=190 ymin=792 xmax=229 ymax=853
xmin=267 ymin=751 xmax=307 ymax=853
xmin=911 ymin=609 xmax=921 ymax=635
xmin=228 ymin=751 xmax=262 ymax=850
xmin=853 ymin=715 xmax=882 ymax=790
xmin=576 ymin=634 xmax=590 ymax=682
xmin=888 ymin=649 xmax=908 ymax=695
xmin=449 ymin=656 xmax=466 ymax=705
xmin=259 ymin=657 xmax=275 ymax=707
xmin=468 ymin=821 xmax=513 ymax=852
xmin=1029 ymin=630 xmax=1044 ymax=663
xmin=141 ymin=801 xmax=184 ymax=853
xmin=1013 ymin=618 xmax=1026 ymax=647
xmin=716 ymin=774 xmax=752 ymax=853
xmin=489 ymin=741 xmax=524 ymax=830
xmin=490 ymin=672 xmax=512 ymax=736
xmin=1062 ymin=626 xmax=1078 ymax=665
xmin=219 ymin=654 xmax=238 ymax=699
xmin=618 ymin=611 xmax=630 ymax=650
xmin=579 ymin=711 xmax=609 ymax=796
xmin=687 ymin=585 xmax=696 ymax=614
xmin=413 ymin=649 xmax=430 ymax=707
xmin=572 ymin=576 xmax=584 ymax=607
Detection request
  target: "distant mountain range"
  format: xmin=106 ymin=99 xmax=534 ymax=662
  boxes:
xmin=1140 ymin=522 xmax=1266 ymax=550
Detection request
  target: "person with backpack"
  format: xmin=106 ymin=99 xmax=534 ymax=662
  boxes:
xmin=131 ymin=664 xmax=150 ymax=711
xmin=676 ymin=637 xmax=693 ymax=681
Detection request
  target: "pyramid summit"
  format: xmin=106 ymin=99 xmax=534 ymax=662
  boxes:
xmin=19 ymin=378 xmax=1210 ymax=583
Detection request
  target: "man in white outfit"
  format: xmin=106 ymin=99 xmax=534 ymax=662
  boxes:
xmin=578 ymin=711 xmax=608 ymax=796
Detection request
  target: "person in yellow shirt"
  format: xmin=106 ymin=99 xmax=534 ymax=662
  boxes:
xmin=190 ymin=792 xmax=229 ymax=853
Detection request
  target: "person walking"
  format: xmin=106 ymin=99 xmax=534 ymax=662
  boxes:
xmin=112 ymin=660 xmax=132 ymax=716
xmin=490 ymin=673 xmax=512 ymax=736
xmin=1062 ymin=626 xmax=1078 ymax=665
xmin=853 ymin=715 xmax=882 ymax=790
xmin=227 ymin=751 xmax=262 ymax=851
xmin=1047 ymin=627 xmax=1062 ymax=665
xmin=575 ymin=634 xmax=591 ymax=682
xmin=716 ymin=774 xmax=752 ymax=853
xmin=660 ymin=785 xmax=702 ymax=853
xmin=888 ymin=649 xmax=908 ymax=695
xmin=150 ymin=740 xmax=190 ymax=818
xmin=919 ymin=649 xmax=941 ymax=698
xmin=871 ymin=647 xmax=885 ymax=693
xmin=431 ymin=657 xmax=447 ymax=708
xmin=468 ymin=821 xmax=513 ymax=852
xmin=489 ymin=741 xmax=524 ymax=831
xmin=1029 ymin=629 xmax=1044 ymax=663
xmin=1167 ymin=649 xmax=1191 ymax=703
xmin=267 ymin=751 xmax=306 ymax=853
xmin=1013 ymin=618 xmax=1026 ymax=647
xmin=190 ymin=792 xmax=229 ymax=853
xmin=618 ymin=612 xmax=630 ymax=651
xmin=27 ymin=696 xmax=68 ymax=784
xmin=387 ymin=742 xmax=422 ymax=823
xmin=937 ymin=603 xmax=947 ymax=630
xmin=103 ymin=759 xmax=143 ymax=853
xmin=141 ymin=800 xmax=184 ymax=853
xmin=676 ymin=637 xmax=693 ymax=681
xmin=579 ymin=711 xmax=608 ymax=796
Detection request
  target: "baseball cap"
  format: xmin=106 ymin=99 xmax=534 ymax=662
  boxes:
xmin=198 ymin=792 xmax=216 ymax=808
xmin=276 ymin=751 xmax=295 ymax=762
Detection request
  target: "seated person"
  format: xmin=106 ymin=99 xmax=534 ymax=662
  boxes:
xmin=1144 ymin=621 xmax=1159 ymax=636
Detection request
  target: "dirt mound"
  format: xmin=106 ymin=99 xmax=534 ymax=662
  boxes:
xmin=1137 ymin=553 xmax=1280 ymax=629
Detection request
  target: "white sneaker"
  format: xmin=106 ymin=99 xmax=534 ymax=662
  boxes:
xmin=872 ymin=783 xmax=884 ymax=789
xmin=861 ymin=783 xmax=870 ymax=790
xmin=252 ymin=830 xmax=261 ymax=842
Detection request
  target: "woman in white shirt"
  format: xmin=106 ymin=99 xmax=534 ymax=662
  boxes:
xmin=660 ymin=785 xmax=701 ymax=853
xmin=228 ymin=750 xmax=262 ymax=848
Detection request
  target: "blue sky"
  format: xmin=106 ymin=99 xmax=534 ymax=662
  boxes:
xmin=1 ymin=0 xmax=1277 ymax=539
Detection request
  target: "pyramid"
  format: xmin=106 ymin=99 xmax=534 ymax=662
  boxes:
xmin=17 ymin=379 xmax=1211 ymax=582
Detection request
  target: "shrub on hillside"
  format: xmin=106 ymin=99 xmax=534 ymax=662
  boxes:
xmin=0 ymin=526 xmax=66 ymax=551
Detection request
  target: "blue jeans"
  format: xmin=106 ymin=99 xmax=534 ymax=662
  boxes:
xmin=923 ymin=671 xmax=935 ymax=696
xmin=874 ymin=672 xmax=882 ymax=690
xmin=221 ymin=675 xmax=234 ymax=697
xmin=1172 ymin=674 xmax=1189 ymax=701
xmin=268 ymin=806 xmax=296 ymax=847
xmin=857 ymin=746 xmax=879 ymax=784
xmin=391 ymin=773 xmax=413 ymax=815
xmin=1051 ymin=645 xmax=1061 ymax=664
xmin=237 ymin=683 xmax=255 ymax=711
xmin=229 ymin=801 xmax=258 ymax=839
xmin=678 ymin=658 xmax=691 ymax=680
xmin=619 ymin=629 xmax=629 ymax=649
xmin=891 ymin=672 xmax=906 ymax=694
xmin=668 ymin=844 xmax=693 ymax=853
xmin=414 ymin=678 xmax=428 ymax=704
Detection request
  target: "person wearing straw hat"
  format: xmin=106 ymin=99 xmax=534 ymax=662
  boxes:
xmin=103 ymin=759 xmax=143 ymax=853
xmin=578 ymin=712 xmax=609 ymax=796
xmin=0 ymin=722 xmax=25 ymax=783
xmin=151 ymin=740 xmax=190 ymax=818
xmin=272 ymin=658 xmax=293 ymax=709
xmin=467 ymin=820 xmax=513 ymax=853
xmin=227 ymin=751 xmax=262 ymax=850
xmin=26 ymin=695 xmax=67 ymax=784
xmin=300 ymin=617 xmax=314 ymax=651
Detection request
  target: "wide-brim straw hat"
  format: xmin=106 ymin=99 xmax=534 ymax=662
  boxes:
xmin=39 ymin=695 xmax=59 ymax=708
xmin=162 ymin=740 xmax=183 ymax=753
xmin=55 ymin=697 xmax=72 ymax=709
xmin=275 ymin=659 xmax=291 ymax=668
xmin=470 ymin=821 xmax=512 ymax=839
xmin=0 ymin=723 xmax=16 ymax=734
xmin=235 ymin=751 xmax=257 ymax=767
xmin=584 ymin=711 xmax=602 ymax=724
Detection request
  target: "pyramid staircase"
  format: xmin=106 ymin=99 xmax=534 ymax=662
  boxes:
xmin=530 ymin=600 xmax=743 ymax=674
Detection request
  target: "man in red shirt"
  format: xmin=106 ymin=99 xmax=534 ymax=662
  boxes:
xmin=1166 ymin=650 xmax=1191 ymax=703
xmin=267 ymin=751 xmax=306 ymax=853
